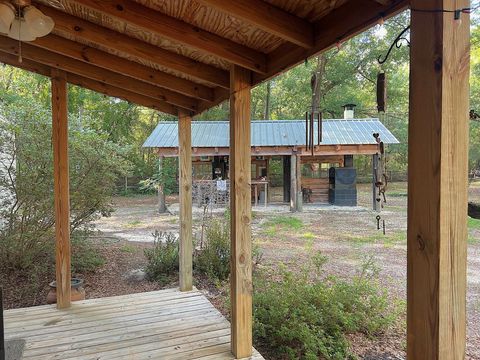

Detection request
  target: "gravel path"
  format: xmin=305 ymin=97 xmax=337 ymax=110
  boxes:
xmin=93 ymin=182 xmax=480 ymax=359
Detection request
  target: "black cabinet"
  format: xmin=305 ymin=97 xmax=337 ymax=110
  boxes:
xmin=329 ymin=167 xmax=357 ymax=206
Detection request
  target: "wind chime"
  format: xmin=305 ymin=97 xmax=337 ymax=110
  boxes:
xmin=305 ymin=110 xmax=322 ymax=156
xmin=373 ymin=72 xmax=389 ymax=234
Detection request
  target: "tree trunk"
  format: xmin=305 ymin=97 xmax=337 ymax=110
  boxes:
xmin=158 ymin=157 xmax=166 ymax=213
xmin=264 ymin=81 xmax=271 ymax=119
xmin=311 ymin=54 xmax=327 ymax=112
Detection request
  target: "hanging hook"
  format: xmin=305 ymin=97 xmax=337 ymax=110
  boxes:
xmin=377 ymin=25 xmax=410 ymax=65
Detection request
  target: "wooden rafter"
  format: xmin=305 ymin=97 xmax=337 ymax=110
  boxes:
xmin=155 ymin=144 xmax=380 ymax=157
xmin=196 ymin=0 xmax=314 ymax=48
xmin=253 ymin=0 xmax=409 ymax=84
xmin=0 ymin=51 xmax=179 ymax=115
xmin=194 ymin=0 xmax=409 ymax=115
xmin=31 ymin=35 xmax=214 ymax=102
xmin=35 ymin=4 xmax=230 ymax=89
xmin=0 ymin=36 xmax=198 ymax=111
xmin=68 ymin=0 xmax=267 ymax=73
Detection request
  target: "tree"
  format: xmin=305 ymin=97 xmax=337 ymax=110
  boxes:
xmin=0 ymin=91 xmax=130 ymax=270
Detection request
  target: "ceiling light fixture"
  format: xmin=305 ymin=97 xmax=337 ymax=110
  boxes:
xmin=0 ymin=0 xmax=55 ymax=42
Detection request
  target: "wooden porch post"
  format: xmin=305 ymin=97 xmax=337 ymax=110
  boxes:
xmin=290 ymin=154 xmax=296 ymax=212
xmin=178 ymin=109 xmax=193 ymax=292
xmin=229 ymin=64 xmax=253 ymax=358
xmin=51 ymin=69 xmax=71 ymax=309
xmin=408 ymin=1 xmax=469 ymax=358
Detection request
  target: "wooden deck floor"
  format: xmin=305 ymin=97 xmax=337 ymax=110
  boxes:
xmin=4 ymin=288 xmax=264 ymax=360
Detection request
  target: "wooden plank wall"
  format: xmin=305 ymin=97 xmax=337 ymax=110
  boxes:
xmin=51 ymin=69 xmax=71 ymax=309
xmin=178 ymin=109 xmax=193 ymax=292
xmin=407 ymin=0 xmax=469 ymax=358
xmin=229 ymin=65 xmax=253 ymax=358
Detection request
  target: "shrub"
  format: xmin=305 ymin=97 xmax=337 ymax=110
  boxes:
xmin=195 ymin=216 xmax=263 ymax=283
xmin=253 ymin=253 xmax=400 ymax=360
xmin=144 ymin=231 xmax=179 ymax=284
xmin=71 ymin=232 xmax=106 ymax=273
xmin=194 ymin=218 xmax=231 ymax=282
xmin=0 ymin=105 xmax=129 ymax=271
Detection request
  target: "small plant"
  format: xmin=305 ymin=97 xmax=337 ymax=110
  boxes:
xmin=71 ymin=232 xmax=106 ymax=273
xmin=194 ymin=216 xmax=263 ymax=283
xmin=253 ymin=252 xmax=401 ymax=360
xmin=144 ymin=231 xmax=179 ymax=284
xmin=195 ymin=218 xmax=231 ymax=282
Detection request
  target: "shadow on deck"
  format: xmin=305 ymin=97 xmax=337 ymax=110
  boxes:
xmin=4 ymin=288 xmax=264 ymax=359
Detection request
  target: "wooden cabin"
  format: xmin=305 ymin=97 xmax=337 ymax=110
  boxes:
xmin=143 ymin=118 xmax=399 ymax=207
xmin=0 ymin=0 xmax=470 ymax=359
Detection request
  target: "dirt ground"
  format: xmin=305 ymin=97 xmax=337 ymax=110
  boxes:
xmin=89 ymin=181 xmax=480 ymax=360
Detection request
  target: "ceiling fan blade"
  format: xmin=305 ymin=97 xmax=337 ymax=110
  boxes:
xmin=36 ymin=0 xmax=65 ymax=9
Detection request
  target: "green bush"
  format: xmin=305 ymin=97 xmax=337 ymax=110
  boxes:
xmin=144 ymin=231 xmax=179 ymax=284
xmin=194 ymin=218 xmax=231 ymax=282
xmin=71 ymin=233 xmax=106 ymax=273
xmin=253 ymin=254 xmax=400 ymax=360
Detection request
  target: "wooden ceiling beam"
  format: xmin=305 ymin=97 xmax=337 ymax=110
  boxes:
xmin=0 ymin=51 xmax=179 ymax=115
xmin=32 ymin=34 xmax=214 ymax=102
xmin=69 ymin=0 xmax=267 ymax=73
xmin=194 ymin=0 xmax=409 ymax=116
xmin=35 ymin=4 xmax=230 ymax=89
xmin=0 ymin=36 xmax=199 ymax=111
xmin=196 ymin=0 xmax=314 ymax=48
xmin=254 ymin=0 xmax=409 ymax=84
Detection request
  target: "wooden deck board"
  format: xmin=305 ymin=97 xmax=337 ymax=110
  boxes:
xmin=4 ymin=288 xmax=264 ymax=360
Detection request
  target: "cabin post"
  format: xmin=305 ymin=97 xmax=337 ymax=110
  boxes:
xmin=158 ymin=156 xmax=166 ymax=214
xmin=229 ymin=64 xmax=253 ymax=358
xmin=372 ymin=154 xmax=379 ymax=211
xmin=51 ymin=69 xmax=71 ymax=309
xmin=408 ymin=1 xmax=469 ymax=358
xmin=290 ymin=155 xmax=297 ymax=212
xmin=296 ymin=154 xmax=302 ymax=211
xmin=178 ymin=109 xmax=193 ymax=292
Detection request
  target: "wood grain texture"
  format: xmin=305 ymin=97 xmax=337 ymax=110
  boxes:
xmin=407 ymin=0 xmax=469 ymax=358
xmin=51 ymin=69 xmax=71 ymax=310
xmin=196 ymin=0 xmax=314 ymax=48
xmin=32 ymin=35 xmax=214 ymax=101
xmin=0 ymin=51 xmax=178 ymax=114
xmin=70 ymin=0 xmax=268 ymax=73
xmin=253 ymin=0 xmax=408 ymax=84
xmin=229 ymin=65 xmax=253 ymax=358
xmin=136 ymin=0 xmax=284 ymax=53
xmin=0 ymin=36 xmax=198 ymax=111
xmin=4 ymin=289 xmax=265 ymax=359
xmin=36 ymin=4 xmax=230 ymax=88
xmin=155 ymin=144 xmax=381 ymax=157
xmin=178 ymin=109 xmax=193 ymax=292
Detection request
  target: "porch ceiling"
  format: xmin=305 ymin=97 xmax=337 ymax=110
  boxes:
xmin=0 ymin=0 xmax=408 ymax=115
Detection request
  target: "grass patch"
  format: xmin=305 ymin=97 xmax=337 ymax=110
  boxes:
xmin=302 ymin=232 xmax=315 ymax=239
xmin=126 ymin=220 xmax=142 ymax=228
xmin=346 ymin=231 xmax=406 ymax=247
xmin=468 ymin=217 xmax=480 ymax=229
xmin=388 ymin=191 xmax=408 ymax=197
xmin=261 ymin=215 xmax=304 ymax=240
xmin=119 ymin=244 xmax=136 ymax=253
xmin=264 ymin=216 xmax=303 ymax=230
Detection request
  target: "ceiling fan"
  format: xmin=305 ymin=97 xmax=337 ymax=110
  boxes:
xmin=0 ymin=0 xmax=62 ymax=42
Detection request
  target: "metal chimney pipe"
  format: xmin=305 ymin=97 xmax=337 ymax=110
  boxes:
xmin=342 ymin=103 xmax=356 ymax=119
